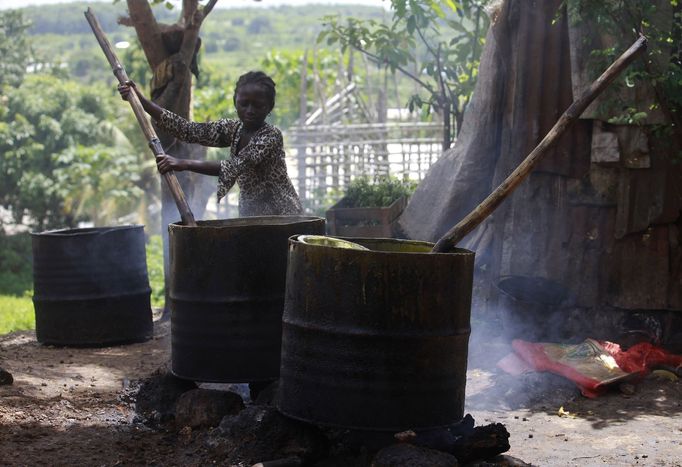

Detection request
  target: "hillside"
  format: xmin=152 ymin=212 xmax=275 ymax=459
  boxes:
xmin=20 ymin=2 xmax=386 ymax=86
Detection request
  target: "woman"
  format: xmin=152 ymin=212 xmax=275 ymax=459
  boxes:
xmin=119 ymin=71 xmax=302 ymax=216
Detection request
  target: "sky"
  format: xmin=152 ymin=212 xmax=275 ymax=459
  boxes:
xmin=0 ymin=0 xmax=388 ymax=10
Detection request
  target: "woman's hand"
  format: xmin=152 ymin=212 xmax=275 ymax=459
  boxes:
xmin=117 ymin=80 xmax=138 ymax=101
xmin=156 ymin=154 xmax=186 ymax=174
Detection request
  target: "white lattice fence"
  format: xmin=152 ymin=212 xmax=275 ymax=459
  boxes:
xmin=285 ymin=122 xmax=444 ymax=213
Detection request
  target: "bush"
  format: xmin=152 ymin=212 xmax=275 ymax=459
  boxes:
xmin=0 ymin=232 xmax=33 ymax=296
xmin=146 ymin=234 xmax=165 ymax=309
xmin=344 ymin=176 xmax=416 ymax=208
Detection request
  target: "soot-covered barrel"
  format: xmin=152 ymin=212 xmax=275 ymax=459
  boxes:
xmin=277 ymin=236 xmax=475 ymax=431
xmin=168 ymin=216 xmax=325 ymax=383
xmin=32 ymin=225 xmax=153 ymax=346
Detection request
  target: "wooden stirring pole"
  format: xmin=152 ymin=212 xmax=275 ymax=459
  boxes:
xmin=432 ymin=35 xmax=647 ymax=253
xmin=84 ymin=8 xmax=197 ymax=227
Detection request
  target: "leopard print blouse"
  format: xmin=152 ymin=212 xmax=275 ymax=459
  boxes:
xmin=157 ymin=109 xmax=303 ymax=217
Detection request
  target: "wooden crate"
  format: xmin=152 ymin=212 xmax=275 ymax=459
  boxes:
xmin=325 ymin=196 xmax=407 ymax=238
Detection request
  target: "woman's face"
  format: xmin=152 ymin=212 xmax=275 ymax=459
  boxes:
xmin=235 ymin=83 xmax=273 ymax=131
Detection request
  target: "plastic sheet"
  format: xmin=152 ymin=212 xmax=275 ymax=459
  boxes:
xmin=498 ymin=339 xmax=682 ymax=398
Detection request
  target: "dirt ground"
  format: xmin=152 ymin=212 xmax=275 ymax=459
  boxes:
xmin=1 ymin=319 xmax=680 ymax=467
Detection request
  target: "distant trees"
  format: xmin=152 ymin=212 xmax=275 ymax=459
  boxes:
xmin=0 ymin=11 xmax=32 ymax=88
xmin=0 ymin=10 xmax=150 ymax=230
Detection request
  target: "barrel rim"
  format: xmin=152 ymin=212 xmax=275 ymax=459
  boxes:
xmin=289 ymin=235 xmax=474 ymax=257
xmin=169 ymin=215 xmax=326 ymax=230
xmin=31 ymin=224 xmax=145 ymax=237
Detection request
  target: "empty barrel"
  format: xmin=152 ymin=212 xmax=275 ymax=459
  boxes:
xmin=169 ymin=216 xmax=325 ymax=383
xmin=277 ymin=236 xmax=475 ymax=431
xmin=32 ymin=225 xmax=153 ymax=346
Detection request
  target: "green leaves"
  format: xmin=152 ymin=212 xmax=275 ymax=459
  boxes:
xmin=344 ymin=176 xmax=417 ymax=207
xmin=319 ymin=0 xmax=489 ymax=145
xmin=1 ymin=73 xmax=146 ymax=230
xmin=0 ymin=10 xmax=32 ymax=88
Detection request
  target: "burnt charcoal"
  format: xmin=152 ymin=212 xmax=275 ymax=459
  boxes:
xmin=371 ymin=443 xmax=459 ymax=467
xmin=133 ymin=365 xmax=197 ymax=425
xmin=215 ymin=405 xmax=328 ymax=465
xmin=450 ymin=423 xmax=511 ymax=464
xmin=175 ymin=388 xmax=244 ymax=428
xmin=0 ymin=368 xmax=13 ymax=385
xmin=402 ymin=414 xmax=476 ymax=452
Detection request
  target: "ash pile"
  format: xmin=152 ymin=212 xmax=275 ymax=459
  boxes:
xmin=130 ymin=366 xmax=526 ymax=467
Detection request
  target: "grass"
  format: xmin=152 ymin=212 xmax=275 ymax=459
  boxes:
xmin=0 ymin=294 xmax=35 ymax=335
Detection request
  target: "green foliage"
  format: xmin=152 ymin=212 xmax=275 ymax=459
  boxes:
xmin=145 ymin=234 xmax=165 ymax=308
xmin=0 ymin=10 xmax=32 ymax=88
xmin=0 ymin=294 xmax=35 ymax=335
xmin=0 ymin=73 xmax=147 ymax=230
xmin=567 ymin=0 xmax=682 ymax=146
xmin=0 ymin=232 xmax=33 ymax=296
xmin=319 ymin=0 xmax=489 ymax=146
xmin=344 ymin=176 xmax=416 ymax=208
xmin=260 ymin=49 xmax=342 ymax=128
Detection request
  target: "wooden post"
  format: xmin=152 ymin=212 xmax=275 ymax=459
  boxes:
xmin=84 ymin=8 xmax=197 ymax=227
xmin=432 ymin=35 xmax=647 ymax=252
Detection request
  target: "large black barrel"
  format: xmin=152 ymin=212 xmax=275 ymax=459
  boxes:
xmin=277 ymin=236 xmax=475 ymax=431
xmin=32 ymin=225 xmax=153 ymax=346
xmin=169 ymin=216 xmax=326 ymax=383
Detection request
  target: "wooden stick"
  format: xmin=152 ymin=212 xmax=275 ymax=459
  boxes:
xmin=84 ymin=8 xmax=197 ymax=227
xmin=432 ymin=34 xmax=647 ymax=253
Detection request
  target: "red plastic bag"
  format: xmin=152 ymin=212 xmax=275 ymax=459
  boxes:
xmin=497 ymin=339 xmax=682 ymax=398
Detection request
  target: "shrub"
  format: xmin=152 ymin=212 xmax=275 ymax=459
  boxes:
xmin=145 ymin=234 xmax=165 ymax=309
xmin=0 ymin=232 xmax=33 ymax=296
xmin=344 ymin=176 xmax=416 ymax=208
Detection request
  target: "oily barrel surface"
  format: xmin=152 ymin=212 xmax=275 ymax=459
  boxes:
xmin=169 ymin=216 xmax=325 ymax=383
xmin=32 ymin=225 xmax=153 ymax=346
xmin=277 ymin=236 xmax=475 ymax=431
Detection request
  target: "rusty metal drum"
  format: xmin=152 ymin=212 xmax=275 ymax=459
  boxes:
xmin=277 ymin=236 xmax=475 ymax=431
xmin=31 ymin=225 xmax=153 ymax=346
xmin=168 ymin=216 xmax=326 ymax=383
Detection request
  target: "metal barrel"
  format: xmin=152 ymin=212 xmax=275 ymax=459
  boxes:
xmin=277 ymin=236 xmax=475 ymax=431
xmin=168 ymin=216 xmax=326 ymax=383
xmin=31 ymin=225 xmax=153 ymax=346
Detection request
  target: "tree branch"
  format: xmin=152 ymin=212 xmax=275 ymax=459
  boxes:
xmin=126 ymin=0 xmax=165 ymax=69
xmin=352 ymin=44 xmax=437 ymax=94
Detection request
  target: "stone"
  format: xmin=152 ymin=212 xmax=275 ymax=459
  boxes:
xmin=214 ymin=405 xmax=328 ymax=465
xmin=0 ymin=368 xmax=13 ymax=385
xmin=175 ymin=388 xmax=244 ymax=429
xmin=133 ymin=366 xmax=197 ymax=426
xmin=371 ymin=443 xmax=458 ymax=467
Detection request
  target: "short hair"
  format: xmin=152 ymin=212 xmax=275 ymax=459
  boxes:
xmin=234 ymin=71 xmax=276 ymax=110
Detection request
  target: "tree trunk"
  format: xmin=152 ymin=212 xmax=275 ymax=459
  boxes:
xmin=123 ymin=0 xmax=217 ymax=311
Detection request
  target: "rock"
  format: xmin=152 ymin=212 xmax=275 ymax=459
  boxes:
xmin=371 ymin=443 xmax=458 ymax=467
xmin=0 ymin=368 xmax=13 ymax=385
xmin=215 ymin=405 xmax=328 ymax=465
xmin=449 ymin=423 xmax=511 ymax=464
xmin=175 ymin=388 xmax=244 ymax=429
xmin=134 ymin=366 xmax=197 ymax=425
